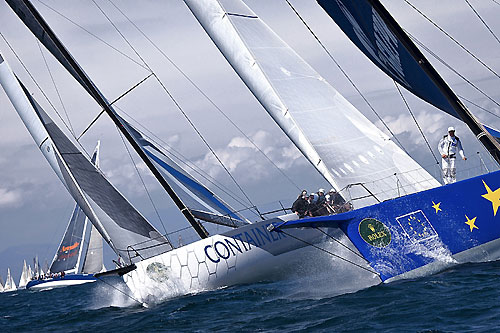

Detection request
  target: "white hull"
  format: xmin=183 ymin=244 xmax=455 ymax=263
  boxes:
xmin=123 ymin=218 xmax=371 ymax=302
xmin=28 ymin=279 xmax=96 ymax=291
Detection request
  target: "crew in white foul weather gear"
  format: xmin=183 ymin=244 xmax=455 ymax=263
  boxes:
xmin=438 ymin=126 xmax=467 ymax=184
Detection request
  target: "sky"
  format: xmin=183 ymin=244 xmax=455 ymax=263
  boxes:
xmin=0 ymin=0 xmax=499 ymax=282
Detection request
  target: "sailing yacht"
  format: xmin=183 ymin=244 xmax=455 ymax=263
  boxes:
xmin=4 ymin=268 xmax=17 ymax=292
xmin=18 ymin=259 xmax=29 ymax=289
xmin=0 ymin=274 xmax=4 ymax=293
xmin=1 ymin=0 xmax=500 ymax=303
xmin=26 ymin=143 xmax=105 ymax=291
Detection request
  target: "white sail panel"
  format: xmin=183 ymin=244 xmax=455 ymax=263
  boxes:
xmin=18 ymin=260 xmax=29 ymax=289
xmin=184 ymin=0 xmax=440 ymax=205
xmin=81 ymin=222 xmax=104 ymax=274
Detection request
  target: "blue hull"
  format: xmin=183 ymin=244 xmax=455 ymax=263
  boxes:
xmin=277 ymin=170 xmax=500 ymax=281
xmin=26 ymin=274 xmax=96 ymax=290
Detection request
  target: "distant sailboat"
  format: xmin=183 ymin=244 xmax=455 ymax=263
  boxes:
xmin=3 ymin=0 xmax=500 ymax=303
xmin=18 ymin=260 xmax=30 ymax=289
xmin=26 ymin=143 xmax=105 ymax=290
xmin=0 ymin=274 xmax=4 ymax=292
xmin=4 ymin=268 xmax=17 ymax=292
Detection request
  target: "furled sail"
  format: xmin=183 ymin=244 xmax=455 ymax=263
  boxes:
xmin=0 ymin=54 xmax=172 ymax=264
xmin=6 ymin=0 xmax=209 ymax=239
xmin=18 ymin=260 xmax=30 ymax=289
xmin=184 ymin=0 xmax=440 ymax=206
xmin=318 ymin=0 xmax=500 ymax=163
xmin=125 ymin=121 xmax=249 ymax=227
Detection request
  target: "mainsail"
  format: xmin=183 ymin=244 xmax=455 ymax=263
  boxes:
xmin=184 ymin=0 xmax=440 ymax=206
xmin=317 ymin=0 xmax=500 ymax=164
xmin=18 ymin=260 xmax=29 ymax=289
xmin=6 ymin=0 xmax=210 ymax=239
xmin=0 ymin=54 xmax=172 ymax=264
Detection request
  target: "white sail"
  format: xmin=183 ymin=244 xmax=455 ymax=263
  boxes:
xmin=183 ymin=0 xmax=440 ymax=206
xmin=0 ymin=274 xmax=4 ymax=292
xmin=81 ymin=222 xmax=104 ymax=274
xmin=27 ymin=265 xmax=33 ymax=280
xmin=18 ymin=260 xmax=29 ymax=289
xmin=4 ymin=268 xmax=17 ymax=291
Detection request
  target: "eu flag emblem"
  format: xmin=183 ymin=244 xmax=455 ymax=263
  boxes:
xmin=396 ymin=210 xmax=437 ymax=243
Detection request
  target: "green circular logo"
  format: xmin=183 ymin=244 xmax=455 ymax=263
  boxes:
xmin=146 ymin=262 xmax=169 ymax=283
xmin=359 ymin=218 xmax=391 ymax=248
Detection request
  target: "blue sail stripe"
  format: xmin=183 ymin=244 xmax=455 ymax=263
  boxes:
xmin=143 ymin=149 xmax=241 ymax=220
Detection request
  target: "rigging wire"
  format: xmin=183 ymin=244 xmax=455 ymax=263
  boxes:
xmin=284 ymin=0 xmax=410 ymax=156
xmin=115 ymin=125 xmax=171 ymax=241
xmin=458 ymin=94 xmax=500 ymax=121
xmin=276 ymin=229 xmax=380 ymax=276
xmin=393 ymin=81 xmax=440 ymax=165
xmin=91 ymin=0 xmax=261 ymax=217
xmin=406 ymin=30 xmax=500 ymax=111
xmin=0 ymin=32 xmax=91 ymax=157
xmin=94 ymin=275 xmax=142 ymax=305
xmin=115 ymin=106 xmax=258 ymax=215
xmin=464 ymin=0 xmax=500 ymax=45
xmin=36 ymin=0 xmax=150 ymax=72
xmin=107 ymin=0 xmax=302 ymax=192
xmin=403 ymin=0 xmax=500 ymax=80
xmin=36 ymin=40 xmax=75 ymax=137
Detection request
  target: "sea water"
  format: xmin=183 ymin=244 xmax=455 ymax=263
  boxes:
xmin=1 ymin=259 xmax=500 ymax=332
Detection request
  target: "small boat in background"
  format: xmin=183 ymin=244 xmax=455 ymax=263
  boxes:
xmin=26 ymin=143 xmax=105 ymax=291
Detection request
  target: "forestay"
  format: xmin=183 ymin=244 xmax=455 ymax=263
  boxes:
xmin=184 ymin=0 xmax=440 ymax=206
xmin=0 ymin=55 xmax=172 ymax=264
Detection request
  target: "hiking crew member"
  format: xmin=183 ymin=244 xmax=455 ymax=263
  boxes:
xmin=292 ymin=190 xmax=308 ymax=218
xmin=438 ymin=126 xmax=466 ymax=184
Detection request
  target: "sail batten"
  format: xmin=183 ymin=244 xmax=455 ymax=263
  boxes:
xmin=184 ymin=0 xmax=440 ymax=206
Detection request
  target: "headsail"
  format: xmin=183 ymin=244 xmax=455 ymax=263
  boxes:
xmin=49 ymin=143 xmax=99 ymax=274
xmin=318 ymin=0 xmax=500 ymax=164
xmin=81 ymin=223 xmax=104 ymax=274
xmin=18 ymin=260 xmax=29 ymax=289
xmin=0 ymin=274 xmax=4 ymax=292
xmin=6 ymin=0 xmax=209 ymax=239
xmin=0 ymin=54 xmax=172 ymax=264
xmin=184 ymin=0 xmax=440 ymax=206
xmin=125 ymin=121 xmax=249 ymax=228
xmin=4 ymin=268 xmax=16 ymax=291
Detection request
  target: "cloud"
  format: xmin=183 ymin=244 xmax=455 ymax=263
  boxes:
xmin=195 ymin=130 xmax=303 ymax=183
xmin=0 ymin=187 xmax=22 ymax=207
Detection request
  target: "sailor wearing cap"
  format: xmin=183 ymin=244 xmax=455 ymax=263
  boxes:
xmin=438 ymin=126 xmax=467 ymax=184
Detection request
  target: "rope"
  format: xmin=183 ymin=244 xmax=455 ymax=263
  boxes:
xmin=278 ymin=229 xmax=380 ymax=276
xmin=93 ymin=0 xmax=260 ymax=216
xmin=94 ymin=275 xmax=142 ymax=305
xmin=403 ymin=0 xmax=500 ymax=80
xmin=458 ymin=94 xmax=500 ymax=120
xmin=313 ymin=227 xmax=367 ymax=261
xmin=393 ymin=81 xmax=439 ymax=164
xmin=107 ymin=0 xmax=301 ymax=192
xmin=464 ymin=0 xmax=500 ymax=45
xmin=115 ymin=126 xmax=172 ymax=243
xmin=284 ymin=0 xmax=410 ymax=155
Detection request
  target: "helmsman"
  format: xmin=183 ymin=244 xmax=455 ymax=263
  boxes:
xmin=438 ymin=126 xmax=467 ymax=184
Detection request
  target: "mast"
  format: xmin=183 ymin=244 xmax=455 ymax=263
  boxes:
xmin=366 ymin=0 xmax=500 ymax=164
xmin=6 ymin=0 xmax=208 ymax=238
